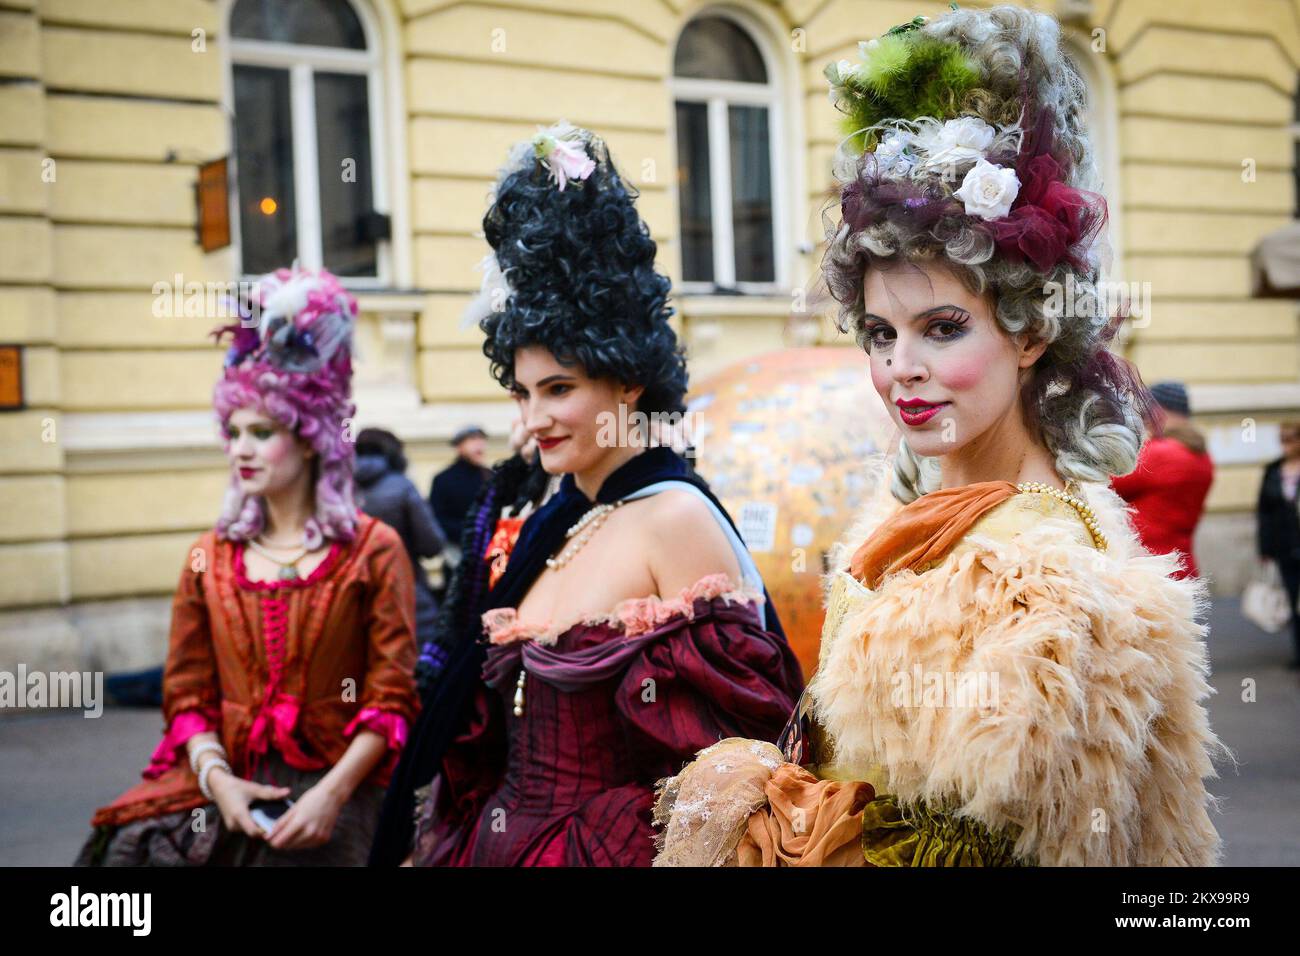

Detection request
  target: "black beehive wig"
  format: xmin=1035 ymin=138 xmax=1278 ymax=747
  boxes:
xmin=479 ymin=134 xmax=687 ymax=416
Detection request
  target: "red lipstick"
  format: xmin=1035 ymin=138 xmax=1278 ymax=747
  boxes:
xmin=895 ymin=398 xmax=950 ymax=427
xmin=238 ymin=467 xmax=258 ymax=479
xmin=536 ymin=436 xmax=568 ymax=451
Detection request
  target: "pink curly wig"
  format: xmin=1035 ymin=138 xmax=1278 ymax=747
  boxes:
xmin=211 ymin=266 xmax=359 ymax=548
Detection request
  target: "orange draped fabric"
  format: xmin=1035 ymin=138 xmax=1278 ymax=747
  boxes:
xmin=849 ymin=480 xmax=1019 ymax=589
xmin=735 ymin=763 xmax=875 ymax=867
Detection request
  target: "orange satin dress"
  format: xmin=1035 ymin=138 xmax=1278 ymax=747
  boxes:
xmin=90 ymin=512 xmax=420 ymax=829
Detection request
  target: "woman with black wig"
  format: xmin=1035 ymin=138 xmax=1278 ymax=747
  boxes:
xmin=371 ymin=122 xmax=802 ymax=867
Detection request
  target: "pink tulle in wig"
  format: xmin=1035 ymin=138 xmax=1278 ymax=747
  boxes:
xmin=210 ymin=266 xmax=359 ymax=548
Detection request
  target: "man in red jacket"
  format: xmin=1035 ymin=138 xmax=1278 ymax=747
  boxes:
xmin=1111 ymin=381 xmax=1214 ymax=580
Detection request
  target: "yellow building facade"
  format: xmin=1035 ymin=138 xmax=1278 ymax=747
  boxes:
xmin=1 ymin=0 xmax=1297 ymax=672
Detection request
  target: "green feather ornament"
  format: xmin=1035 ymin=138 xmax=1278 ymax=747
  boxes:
xmin=831 ymin=31 xmax=982 ymax=154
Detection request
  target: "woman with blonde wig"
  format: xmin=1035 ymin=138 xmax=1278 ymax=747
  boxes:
xmin=654 ymin=5 xmax=1226 ymax=868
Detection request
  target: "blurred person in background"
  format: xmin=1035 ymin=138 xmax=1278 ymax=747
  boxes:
xmin=412 ymin=415 xmax=548 ymax=691
xmin=1256 ymin=419 xmax=1300 ymax=668
xmin=429 ymin=425 xmax=491 ymax=552
xmin=1111 ymin=381 xmax=1214 ymax=580
xmin=355 ymin=427 xmax=446 ymax=671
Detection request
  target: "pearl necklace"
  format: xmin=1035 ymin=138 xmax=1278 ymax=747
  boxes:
xmin=1015 ymin=480 xmax=1108 ymax=551
xmin=545 ymin=500 xmax=625 ymax=571
xmin=513 ymin=669 xmax=527 ymax=718
xmin=519 ymin=500 xmax=625 ymax=718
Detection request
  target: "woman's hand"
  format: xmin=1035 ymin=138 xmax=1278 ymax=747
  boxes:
xmin=266 ymin=782 xmax=344 ymax=851
xmin=259 ymin=727 xmax=387 ymax=852
xmin=208 ymin=769 xmax=292 ymax=839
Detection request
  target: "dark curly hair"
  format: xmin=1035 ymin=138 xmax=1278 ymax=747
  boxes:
xmin=479 ymin=135 xmax=687 ymax=416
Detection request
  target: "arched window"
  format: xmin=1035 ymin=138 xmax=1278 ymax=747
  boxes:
xmin=227 ymin=0 xmax=390 ymax=282
xmin=672 ymin=14 xmax=783 ymax=292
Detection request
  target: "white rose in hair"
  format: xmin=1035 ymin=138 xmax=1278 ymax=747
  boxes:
xmin=872 ymin=131 xmax=916 ymax=176
xmin=917 ymin=116 xmax=996 ymax=172
xmin=954 ymin=159 xmax=1020 ymax=220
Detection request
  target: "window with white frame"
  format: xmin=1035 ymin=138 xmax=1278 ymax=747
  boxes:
xmin=228 ymin=0 xmax=390 ymax=283
xmin=672 ymin=14 xmax=782 ymax=293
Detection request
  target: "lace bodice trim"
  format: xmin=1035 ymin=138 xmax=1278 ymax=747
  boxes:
xmin=482 ymin=572 xmax=763 ymax=647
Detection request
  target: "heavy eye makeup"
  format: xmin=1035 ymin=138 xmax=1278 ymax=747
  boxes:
xmin=860 ymin=307 xmax=971 ymax=351
xmin=226 ymin=423 xmax=275 ymax=441
xmin=512 ymin=378 xmax=575 ymax=400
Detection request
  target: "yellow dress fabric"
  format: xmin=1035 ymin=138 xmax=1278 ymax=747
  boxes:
xmin=946 ymin=485 xmax=1099 ymax=560
xmin=811 ymin=489 xmax=1100 ymax=866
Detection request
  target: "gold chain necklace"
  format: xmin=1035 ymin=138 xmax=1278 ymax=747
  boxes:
xmin=247 ymin=537 xmax=309 ymax=581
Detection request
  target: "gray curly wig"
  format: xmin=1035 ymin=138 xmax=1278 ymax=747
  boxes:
xmin=822 ymin=5 xmax=1150 ymax=503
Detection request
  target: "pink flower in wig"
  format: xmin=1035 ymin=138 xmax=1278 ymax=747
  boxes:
xmin=532 ymin=122 xmax=596 ymax=191
xmin=988 ymin=204 xmax=1070 ymax=273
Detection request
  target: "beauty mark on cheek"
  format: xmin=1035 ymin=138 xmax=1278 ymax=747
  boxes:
xmin=869 ymin=358 xmax=892 ymax=397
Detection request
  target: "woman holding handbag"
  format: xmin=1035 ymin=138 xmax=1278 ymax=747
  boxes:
xmin=1255 ymin=421 xmax=1300 ymax=667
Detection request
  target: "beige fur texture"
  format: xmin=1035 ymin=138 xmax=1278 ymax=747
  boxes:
xmin=809 ymin=472 xmax=1228 ymax=866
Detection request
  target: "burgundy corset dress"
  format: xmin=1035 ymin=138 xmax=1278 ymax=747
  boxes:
xmin=411 ymin=574 xmax=802 ymax=866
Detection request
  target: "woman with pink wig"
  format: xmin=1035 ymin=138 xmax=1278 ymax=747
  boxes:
xmin=78 ymin=266 xmax=419 ymax=866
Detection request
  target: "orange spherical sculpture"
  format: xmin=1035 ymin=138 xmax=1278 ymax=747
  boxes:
xmin=687 ymin=348 xmax=897 ymax=679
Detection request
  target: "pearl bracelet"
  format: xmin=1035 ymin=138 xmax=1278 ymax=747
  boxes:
xmin=198 ymin=758 xmax=232 ymax=801
xmin=188 ymin=740 xmax=228 ymax=776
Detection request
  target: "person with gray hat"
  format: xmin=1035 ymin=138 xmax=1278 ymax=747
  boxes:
xmin=428 ymin=425 xmax=491 ymax=548
xmin=1111 ymin=381 xmax=1214 ymax=580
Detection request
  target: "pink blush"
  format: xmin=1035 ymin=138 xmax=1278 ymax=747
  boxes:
xmin=934 ymin=354 xmax=989 ymax=393
xmin=257 ymin=431 xmax=296 ymax=467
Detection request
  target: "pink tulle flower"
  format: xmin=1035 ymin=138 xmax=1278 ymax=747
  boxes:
xmin=534 ymin=129 xmax=595 ymax=191
xmin=988 ymin=154 xmax=1107 ymax=273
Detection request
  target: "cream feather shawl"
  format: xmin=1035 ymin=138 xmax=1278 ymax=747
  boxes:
xmin=808 ymin=468 xmax=1227 ymax=866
